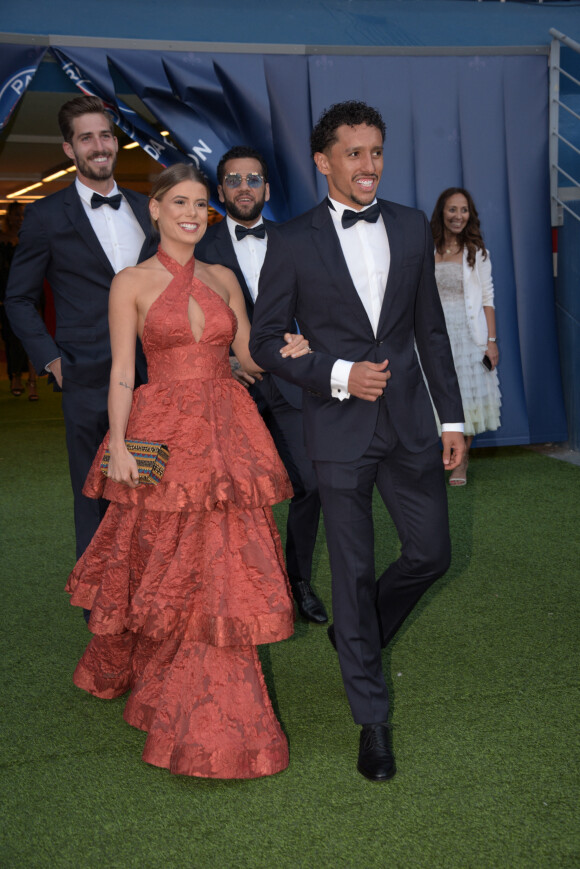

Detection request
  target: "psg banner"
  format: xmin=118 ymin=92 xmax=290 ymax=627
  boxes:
xmin=51 ymin=46 xmax=234 ymax=199
xmin=51 ymin=46 xmax=182 ymax=170
xmin=49 ymin=46 xmax=320 ymax=222
xmin=0 ymin=44 xmax=46 ymax=130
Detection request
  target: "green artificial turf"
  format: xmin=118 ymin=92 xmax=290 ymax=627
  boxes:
xmin=1 ymin=378 xmax=579 ymax=868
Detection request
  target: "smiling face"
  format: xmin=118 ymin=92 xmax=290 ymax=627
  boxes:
xmin=217 ymin=157 xmax=270 ymax=226
xmin=314 ymin=123 xmax=383 ymax=210
xmin=62 ymin=112 xmax=118 ymax=190
xmin=442 ymin=193 xmax=470 ymax=237
xmin=149 ymin=180 xmax=209 ymax=246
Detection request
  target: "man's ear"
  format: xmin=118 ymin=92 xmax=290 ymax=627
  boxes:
xmin=264 ymin=183 xmax=271 ymax=204
xmin=62 ymin=141 xmax=75 ymax=163
xmin=217 ymin=185 xmax=225 ymax=204
xmin=313 ymin=151 xmax=330 ymax=176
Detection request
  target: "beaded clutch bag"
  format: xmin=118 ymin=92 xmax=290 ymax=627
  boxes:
xmin=100 ymin=439 xmax=170 ymax=485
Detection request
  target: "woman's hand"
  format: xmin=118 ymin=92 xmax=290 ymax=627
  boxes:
xmin=230 ymin=354 xmax=261 ymax=386
xmin=486 ymin=339 xmax=499 ymax=369
xmin=280 ymin=332 xmax=311 ymax=358
xmin=107 ymin=443 xmax=141 ymax=488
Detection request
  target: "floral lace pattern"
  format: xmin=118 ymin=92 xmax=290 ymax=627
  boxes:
xmin=66 ymin=247 xmax=294 ymax=778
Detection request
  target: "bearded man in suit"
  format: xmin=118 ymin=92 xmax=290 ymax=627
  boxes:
xmin=5 ymin=95 xmax=156 ymax=573
xmin=250 ymin=101 xmax=465 ymax=781
xmin=196 ymin=146 xmax=327 ymax=625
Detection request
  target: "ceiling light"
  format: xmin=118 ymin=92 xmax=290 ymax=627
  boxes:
xmin=123 ymin=141 xmax=140 ymax=150
xmin=42 ymin=169 xmax=69 ymax=183
xmin=7 ymin=182 xmax=43 ymax=198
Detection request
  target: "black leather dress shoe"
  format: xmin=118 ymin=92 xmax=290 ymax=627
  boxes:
xmin=357 ymin=723 xmax=396 ymax=782
xmin=291 ymin=580 xmax=328 ymax=624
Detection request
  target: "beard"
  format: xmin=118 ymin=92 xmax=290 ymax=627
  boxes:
xmin=73 ymin=149 xmax=117 ymax=182
xmin=348 ymin=174 xmax=379 ymax=208
xmin=349 ymin=193 xmax=373 ymax=208
xmin=225 ymin=191 xmax=266 ymax=224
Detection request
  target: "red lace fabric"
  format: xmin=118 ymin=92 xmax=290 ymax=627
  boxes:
xmin=66 ymin=247 xmax=295 ymax=779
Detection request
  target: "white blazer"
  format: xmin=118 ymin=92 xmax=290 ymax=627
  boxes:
xmin=462 ymin=247 xmax=494 ymax=349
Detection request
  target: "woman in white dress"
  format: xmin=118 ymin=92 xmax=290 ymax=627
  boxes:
xmin=430 ymin=188 xmax=501 ymax=486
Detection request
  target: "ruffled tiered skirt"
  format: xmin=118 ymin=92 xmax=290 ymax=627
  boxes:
xmin=66 ymin=376 xmax=295 ymax=779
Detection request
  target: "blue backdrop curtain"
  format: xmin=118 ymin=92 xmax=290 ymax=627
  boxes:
xmin=9 ymin=44 xmax=570 ymax=446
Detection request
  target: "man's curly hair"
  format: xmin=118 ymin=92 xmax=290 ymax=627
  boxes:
xmin=310 ymin=101 xmax=386 ymax=156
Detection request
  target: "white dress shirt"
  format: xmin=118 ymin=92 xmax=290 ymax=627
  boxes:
xmin=326 ymin=197 xmax=463 ymax=433
xmin=226 ymin=215 xmax=267 ymax=302
xmin=327 ymin=196 xmax=389 ymax=400
xmin=75 ymin=177 xmax=145 ymax=274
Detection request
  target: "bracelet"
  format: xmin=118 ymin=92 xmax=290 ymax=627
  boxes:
xmin=488 ymin=337 xmax=497 ymax=342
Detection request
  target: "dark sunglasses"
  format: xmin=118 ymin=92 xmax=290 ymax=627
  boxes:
xmin=223 ymin=173 xmax=264 ymax=189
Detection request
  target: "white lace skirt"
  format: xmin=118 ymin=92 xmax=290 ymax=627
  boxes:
xmin=435 ymin=263 xmax=501 ymax=436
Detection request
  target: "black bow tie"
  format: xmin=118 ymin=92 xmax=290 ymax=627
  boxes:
xmin=235 ymin=223 xmax=266 ymax=241
xmin=341 ymin=203 xmax=380 ymax=229
xmin=91 ymin=192 xmax=122 ymax=211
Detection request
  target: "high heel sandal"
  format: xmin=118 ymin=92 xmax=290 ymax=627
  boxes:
xmin=10 ymin=377 xmax=24 ymax=396
xmin=27 ymin=379 xmax=39 ymax=401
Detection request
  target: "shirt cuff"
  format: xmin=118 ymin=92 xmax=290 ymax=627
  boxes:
xmin=441 ymin=423 xmax=465 ymax=433
xmin=331 ymin=359 xmax=353 ymax=401
xmin=45 ymin=356 xmax=60 ymax=373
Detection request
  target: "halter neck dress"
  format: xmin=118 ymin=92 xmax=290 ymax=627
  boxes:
xmin=65 ymin=247 xmax=294 ymax=779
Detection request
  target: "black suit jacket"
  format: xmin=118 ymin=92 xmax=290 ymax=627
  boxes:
xmin=5 ymin=183 xmax=156 ymax=388
xmin=250 ymin=198 xmax=464 ymax=462
xmin=196 ymin=217 xmax=302 ymax=409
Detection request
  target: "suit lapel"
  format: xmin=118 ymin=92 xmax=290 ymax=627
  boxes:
xmin=311 ymin=201 xmax=375 ymax=337
xmin=120 ymin=187 xmax=157 ymax=261
xmin=211 ymin=219 xmax=255 ymax=312
xmin=377 ymin=201 xmax=404 ymax=336
xmin=63 ymin=184 xmax=116 ymax=277
xmin=121 ymin=187 xmax=148 ymax=233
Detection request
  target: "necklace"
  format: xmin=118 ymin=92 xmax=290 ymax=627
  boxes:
xmin=444 ymin=242 xmax=461 ymax=255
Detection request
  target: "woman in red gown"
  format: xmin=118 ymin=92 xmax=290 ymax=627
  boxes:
xmin=66 ymin=164 xmax=309 ymax=779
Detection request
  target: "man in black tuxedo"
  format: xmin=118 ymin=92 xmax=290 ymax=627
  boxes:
xmin=5 ymin=95 xmax=156 ymax=570
xmin=250 ymin=101 xmax=465 ymax=781
xmin=196 ymin=146 xmax=327 ymax=624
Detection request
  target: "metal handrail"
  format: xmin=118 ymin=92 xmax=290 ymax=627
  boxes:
xmin=555 ymin=165 xmax=580 ymax=189
xmin=549 ymin=29 xmax=580 ymax=226
xmin=556 ymin=133 xmax=580 ymax=160
xmin=554 ymin=198 xmax=580 ymax=222
xmin=555 ymin=100 xmax=580 ymax=124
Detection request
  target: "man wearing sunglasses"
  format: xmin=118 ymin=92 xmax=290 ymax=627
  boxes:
xmin=196 ymin=146 xmax=327 ymax=626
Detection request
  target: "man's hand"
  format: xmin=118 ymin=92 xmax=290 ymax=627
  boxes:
xmin=46 ymin=357 xmax=63 ymax=388
xmin=441 ymin=431 xmax=465 ymax=470
xmin=347 ymin=360 xmax=390 ymax=402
